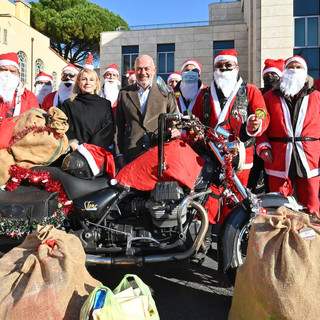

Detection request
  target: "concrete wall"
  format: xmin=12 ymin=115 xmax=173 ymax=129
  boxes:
xmin=0 ymin=0 xmax=68 ymax=90
xmin=260 ymin=0 xmax=294 ymax=80
xmin=101 ymin=20 xmax=248 ymax=87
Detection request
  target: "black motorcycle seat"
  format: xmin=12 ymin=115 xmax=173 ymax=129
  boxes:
xmin=32 ymin=166 xmax=110 ymax=200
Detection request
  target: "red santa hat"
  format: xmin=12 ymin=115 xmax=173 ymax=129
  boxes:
xmin=103 ymin=64 xmax=119 ymax=76
xmin=35 ymin=71 xmax=53 ymax=83
xmin=180 ymin=59 xmax=202 ymax=74
xmin=77 ymin=143 xmax=116 ymax=179
xmin=214 ymin=49 xmax=238 ymax=65
xmin=262 ymin=59 xmax=284 ymax=77
xmin=0 ymin=52 xmax=20 ymax=71
xmin=126 ymin=70 xmax=135 ymax=79
xmin=167 ymin=72 xmax=182 ymax=84
xmin=84 ymin=52 xmax=94 ymax=70
xmin=284 ymin=55 xmax=308 ymax=71
xmin=62 ymin=63 xmax=79 ymax=75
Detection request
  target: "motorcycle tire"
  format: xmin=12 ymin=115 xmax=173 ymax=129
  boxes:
xmin=226 ymin=207 xmax=277 ymax=285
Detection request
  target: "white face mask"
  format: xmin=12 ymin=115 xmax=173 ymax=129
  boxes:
xmin=0 ymin=71 xmax=20 ymax=104
xmin=213 ymin=68 xmax=239 ymax=98
xmin=104 ymin=79 xmax=119 ymax=105
xmin=34 ymin=84 xmax=52 ymax=105
xmin=280 ymin=68 xmax=307 ymax=97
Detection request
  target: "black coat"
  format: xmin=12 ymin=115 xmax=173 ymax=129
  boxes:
xmin=61 ymin=93 xmax=114 ymax=150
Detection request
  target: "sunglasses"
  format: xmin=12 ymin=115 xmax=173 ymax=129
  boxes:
xmin=215 ymin=62 xmax=236 ymax=69
xmin=62 ymin=73 xmax=76 ymax=78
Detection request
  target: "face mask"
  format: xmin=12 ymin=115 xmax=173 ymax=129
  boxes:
xmin=263 ymin=75 xmax=279 ymax=90
xmin=181 ymin=70 xmax=198 ymax=83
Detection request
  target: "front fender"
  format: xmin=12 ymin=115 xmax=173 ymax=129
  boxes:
xmin=218 ymin=194 xmax=290 ymax=272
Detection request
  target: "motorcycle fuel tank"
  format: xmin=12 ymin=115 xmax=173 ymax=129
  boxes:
xmin=73 ymin=187 xmax=119 ymax=220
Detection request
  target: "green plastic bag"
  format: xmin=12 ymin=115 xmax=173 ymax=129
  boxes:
xmin=80 ymin=274 xmax=160 ymax=320
xmin=113 ymin=274 xmax=160 ymax=320
xmin=80 ymin=285 xmax=130 ymax=320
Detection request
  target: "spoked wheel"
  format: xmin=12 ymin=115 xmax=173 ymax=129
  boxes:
xmin=226 ymin=207 xmax=277 ymax=285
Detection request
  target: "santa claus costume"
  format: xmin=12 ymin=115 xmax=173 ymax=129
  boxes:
xmin=193 ymin=49 xmax=269 ymax=224
xmin=174 ymin=59 xmax=205 ymax=114
xmin=101 ymin=64 xmax=120 ymax=118
xmin=34 ymin=72 xmax=53 ymax=105
xmin=256 ymin=56 xmax=320 ymax=214
xmin=41 ymin=63 xmax=79 ymax=111
xmin=314 ymin=77 xmax=320 ymax=91
xmin=0 ymin=52 xmax=39 ymax=120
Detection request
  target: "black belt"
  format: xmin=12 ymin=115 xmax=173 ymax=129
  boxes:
xmin=269 ymin=137 xmax=319 ymax=142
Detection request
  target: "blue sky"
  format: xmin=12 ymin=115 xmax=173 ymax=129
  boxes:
xmin=29 ymin=1 xmax=239 ymax=27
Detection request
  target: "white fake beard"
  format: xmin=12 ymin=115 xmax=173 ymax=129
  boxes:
xmin=57 ymin=80 xmax=74 ymax=104
xmin=213 ymin=69 xmax=239 ymax=98
xmin=280 ymin=69 xmax=307 ymax=97
xmin=104 ymin=79 xmax=119 ymax=105
xmin=180 ymin=80 xmax=199 ymax=102
xmin=0 ymin=71 xmax=20 ymax=104
xmin=34 ymin=84 xmax=52 ymax=105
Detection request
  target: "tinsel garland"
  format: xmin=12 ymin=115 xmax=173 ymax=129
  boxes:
xmin=7 ymin=124 xmax=64 ymax=153
xmin=0 ymin=165 xmax=73 ymax=238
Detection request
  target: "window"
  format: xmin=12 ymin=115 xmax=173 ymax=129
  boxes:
xmin=122 ymin=45 xmax=139 ymax=87
xmin=52 ymin=71 xmax=57 ymax=91
xmin=17 ymin=51 xmax=27 ymax=84
xmin=294 ymin=0 xmax=319 ymax=16
xmin=294 ymin=48 xmax=320 ymax=79
xmin=295 ymin=17 xmax=319 ymax=47
xmin=157 ymin=44 xmax=175 ymax=83
xmin=3 ymin=28 xmax=8 ymax=44
xmin=35 ymin=59 xmax=44 ymax=76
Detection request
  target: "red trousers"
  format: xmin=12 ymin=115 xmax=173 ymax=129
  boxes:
xmin=268 ymin=175 xmax=320 ymax=214
xmin=205 ymin=169 xmax=251 ymax=224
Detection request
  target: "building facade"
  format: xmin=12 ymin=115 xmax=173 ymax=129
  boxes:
xmin=0 ymin=0 xmax=68 ymax=91
xmin=100 ymin=0 xmax=319 ymax=88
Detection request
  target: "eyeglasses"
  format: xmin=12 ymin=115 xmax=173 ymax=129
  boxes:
xmin=215 ymin=62 xmax=236 ymax=69
xmin=62 ymin=73 xmax=76 ymax=78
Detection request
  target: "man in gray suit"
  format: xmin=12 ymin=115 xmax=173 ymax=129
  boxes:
xmin=114 ymin=55 xmax=180 ymax=169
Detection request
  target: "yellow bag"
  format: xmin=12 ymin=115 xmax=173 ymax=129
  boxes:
xmin=80 ymin=274 xmax=160 ymax=320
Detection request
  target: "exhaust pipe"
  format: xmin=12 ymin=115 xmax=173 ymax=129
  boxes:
xmin=86 ymin=199 xmax=209 ymax=265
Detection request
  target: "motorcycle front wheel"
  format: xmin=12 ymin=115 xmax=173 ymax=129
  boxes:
xmin=226 ymin=207 xmax=277 ymax=285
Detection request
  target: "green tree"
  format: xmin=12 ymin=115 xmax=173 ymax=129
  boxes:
xmin=30 ymin=0 xmax=128 ymax=64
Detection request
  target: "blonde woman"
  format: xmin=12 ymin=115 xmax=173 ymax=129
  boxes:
xmin=61 ymin=68 xmax=114 ymax=151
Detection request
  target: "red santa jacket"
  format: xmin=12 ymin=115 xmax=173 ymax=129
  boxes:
xmin=256 ymin=81 xmax=320 ymax=179
xmin=41 ymin=91 xmax=57 ymax=112
xmin=0 ymin=85 xmax=39 ymax=120
xmin=314 ymin=78 xmax=320 ymax=91
xmin=192 ymin=80 xmax=269 ymax=169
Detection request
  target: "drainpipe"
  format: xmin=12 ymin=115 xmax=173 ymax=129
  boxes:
xmin=31 ymin=37 xmax=34 ymax=89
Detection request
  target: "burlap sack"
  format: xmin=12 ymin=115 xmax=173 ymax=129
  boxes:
xmin=0 ymin=225 xmax=102 ymax=320
xmin=0 ymin=107 xmax=69 ymax=185
xmin=229 ymin=206 xmax=320 ymax=320
xmin=11 ymin=107 xmax=69 ymax=165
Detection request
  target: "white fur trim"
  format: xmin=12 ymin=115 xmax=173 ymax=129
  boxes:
xmin=285 ymin=57 xmax=307 ymax=70
xmin=214 ymin=55 xmax=238 ymax=65
xmin=0 ymin=59 xmax=20 ymax=71
xmin=77 ymin=144 xmax=99 ymax=176
xmin=62 ymin=66 xmax=79 ymax=74
xmin=103 ymin=68 xmax=119 ymax=76
xmin=256 ymin=142 xmax=272 ymax=156
xmin=180 ymin=61 xmax=201 ymax=73
xmin=84 ymin=64 xmax=94 ymax=70
xmin=36 ymin=75 xmax=52 ymax=83
xmin=262 ymin=67 xmax=283 ymax=77
xmin=167 ymin=73 xmax=182 ymax=83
